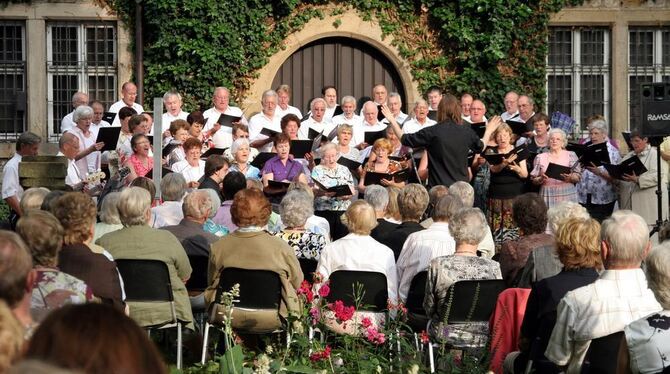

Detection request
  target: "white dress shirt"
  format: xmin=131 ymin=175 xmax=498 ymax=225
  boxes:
xmin=151 ymin=201 xmax=184 ymax=228
xmin=65 ymin=126 xmax=101 ymax=176
xmin=396 ymin=221 xmax=455 ymax=301
xmin=401 ymin=117 xmax=437 ymax=135
xmin=108 ymin=100 xmax=144 ymax=127
xmin=161 ymin=111 xmax=189 ymax=135
xmin=352 ymin=121 xmax=387 ymax=147
xmin=1 ymin=153 xmax=23 ymax=201
xmin=275 ymin=105 xmax=302 ymax=120
xmin=248 ymin=112 xmax=281 ymax=152
xmin=57 ymin=151 xmax=83 ymax=187
xmin=202 ymin=106 xmax=248 ymax=149
xmin=61 ymin=111 xmax=76 ymax=133
xmin=545 ymin=269 xmax=662 ymax=373
xmin=501 ymin=110 xmax=520 ymax=122
xmin=171 ymin=159 xmax=205 ymax=183
xmin=298 ymin=117 xmax=335 ymax=140
xmin=331 ymin=113 xmax=363 ymax=127
xmin=382 ymin=112 xmax=409 ymax=126
xmin=316 ymin=233 xmax=398 ymax=303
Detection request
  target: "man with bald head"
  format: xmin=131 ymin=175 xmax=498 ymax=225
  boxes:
xmin=501 ymin=91 xmax=520 ymax=121
xmin=57 ymin=132 xmax=83 ymax=188
xmin=61 ymin=92 xmax=89 ymax=133
xmin=109 ymin=82 xmax=144 ymax=127
xmin=460 ymin=93 xmax=473 ymax=122
xmin=203 ymin=87 xmax=248 ymax=149
xmin=353 ymin=101 xmax=387 ymax=150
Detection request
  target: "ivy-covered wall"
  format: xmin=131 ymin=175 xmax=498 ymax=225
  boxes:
xmin=101 ymin=0 xmax=582 ymax=114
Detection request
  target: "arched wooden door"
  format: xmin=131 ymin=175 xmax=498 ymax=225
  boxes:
xmin=272 ymin=36 xmax=406 ymax=114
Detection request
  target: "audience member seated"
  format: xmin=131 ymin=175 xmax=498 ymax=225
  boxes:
xmin=93 ymin=192 xmax=123 ymax=242
xmin=24 ymin=303 xmax=167 ymax=374
xmin=52 ymin=192 xmax=125 ymax=311
xmin=172 ymin=137 xmax=206 ymax=188
xmin=420 ymin=185 xmax=449 ymax=228
xmin=229 ymin=138 xmax=261 ymax=180
xmin=19 ymin=187 xmax=50 ymax=216
xmin=621 ymin=241 xmax=670 ymax=374
xmin=385 ymin=186 xmax=402 ymax=224
xmin=378 ymin=184 xmax=429 ymax=260
xmin=545 ymin=210 xmax=661 ymax=372
xmin=284 ymin=182 xmax=330 ymax=241
xmin=365 ymin=185 xmax=398 ymax=242
xmin=517 ymin=201 xmax=590 ymax=288
xmin=0 ymin=299 xmax=23 ymax=372
xmin=498 ymin=193 xmax=553 ymax=287
xmin=311 ymin=142 xmax=355 ymax=240
xmin=97 ymin=187 xmax=193 ymax=329
xmin=424 ymin=208 xmax=502 ymax=346
xmin=316 ymin=200 xmax=398 ymax=333
xmin=505 ymin=217 xmax=601 ymax=373
xmin=205 ymin=188 xmax=302 ymax=332
xmin=212 ymin=171 xmax=247 ymax=232
xmin=0 ymin=231 xmax=37 ymax=338
xmin=151 ymin=173 xmax=187 ymax=228
xmin=15 ymin=212 xmax=93 ymax=322
xmin=201 ymin=188 xmax=229 ymax=238
xmin=447 ymin=182 xmax=495 ymax=258
xmin=161 ymin=190 xmax=218 ymax=259
xmin=199 ymin=154 xmax=228 ymax=201
xmin=39 ymin=190 xmax=65 ymax=212
xmin=273 ymin=190 xmax=327 ymax=261
xmin=397 ymin=194 xmax=463 ymax=301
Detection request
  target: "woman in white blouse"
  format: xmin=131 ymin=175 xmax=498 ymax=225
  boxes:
xmin=171 ymin=137 xmax=205 ymax=188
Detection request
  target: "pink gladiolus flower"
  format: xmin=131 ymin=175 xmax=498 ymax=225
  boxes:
xmin=318 ymin=283 xmax=330 ymax=298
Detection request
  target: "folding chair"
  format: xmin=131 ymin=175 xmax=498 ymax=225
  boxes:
xmin=298 ymin=258 xmax=318 ymax=282
xmin=580 ymin=331 xmax=625 ymax=374
xmin=201 ymin=267 xmax=282 ymax=364
xmin=186 ymin=255 xmax=210 ymax=332
xmin=115 ymin=259 xmax=184 ymax=369
xmin=427 ymin=279 xmax=506 ymax=372
xmin=326 ymin=270 xmax=388 ymax=311
xmin=405 ymin=271 xmax=429 ymax=333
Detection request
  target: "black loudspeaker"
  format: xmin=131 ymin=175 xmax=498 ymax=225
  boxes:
xmin=640 ymin=82 xmax=670 ymax=137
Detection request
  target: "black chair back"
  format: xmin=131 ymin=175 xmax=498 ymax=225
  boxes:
xmin=326 ymin=270 xmax=388 ymax=312
xmin=405 ymin=271 xmax=428 ymax=314
xmin=299 ymin=258 xmax=318 ymax=282
xmin=444 ymin=279 xmax=506 ymax=324
xmin=580 ymin=331 xmax=625 ymax=374
xmin=216 ymin=267 xmax=281 ymax=310
xmin=115 ymin=259 xmax=173 ymax=302
xmin=186 ymin=255 xmax=209 ymax=292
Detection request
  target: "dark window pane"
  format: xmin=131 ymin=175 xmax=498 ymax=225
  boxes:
xmin=87 ymin=75 xmax=116 ymax=106
xmin=629 ymin=75 xmax=654 ymax=130
xmin=0 ymin=72 xmax=26 ymax=135
xmin=581 ymin=29 xmax=605 ymax=66
xmin=548 ymin=75 xmax=572 ymax=117
xmin=86 ymin=26 xmax=116 ymax=67
xmin=580 ymin=75 xmax=605 ymax=126
xmin=51 ymin=26 xmax=79 ymax=66
xmin=50 ymin=75 xmax=78 ymax=134
xmin=663 ymin=29 xmax=670 ymax=66
xmin=549 ymin=28 xmax=572 ymax=66
xmin=629 ymin=29 xmax=654 ymax=67
xmin=0 ymin=22 xmax=23 ymax=63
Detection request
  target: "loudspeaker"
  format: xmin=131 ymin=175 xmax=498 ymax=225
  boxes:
xmin=640 ymin=82 xmax=670 ymax=137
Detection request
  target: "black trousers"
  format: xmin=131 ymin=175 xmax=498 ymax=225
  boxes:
xmin=581 ymin=195 xmax=615 ymax=223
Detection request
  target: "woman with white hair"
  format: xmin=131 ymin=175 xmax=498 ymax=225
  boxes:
xmin=94 ymin=192 xmax=124 ymax=241
xmin=621 ymin=242 xmax=670 ymax=374
xmin=228 ymin=137 xmax=260 ymax=180
xmin=274 ymin=190 xmax=327 ymax=260
xmin=576 ymin=117 xmax=621 ymax=222
xmin=530 ymin=128 xmax=581 ymax=208
xmin=96 ymin=187 xmax=193 ymax=329
xmin=19 ymin=187 xmax=50 ymax=215
xmin=151 ymin=173 xmax=187 ymax=228
xmin=311 ymin=142 xmax=356 ymax=240
xmin=65 ymin=105 xmax=105 ymax=177
xmin=424 ymin=207 xmax=502 ymax=345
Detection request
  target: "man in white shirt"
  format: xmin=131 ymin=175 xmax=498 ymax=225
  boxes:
xmin=249 ymin=89 xmax=281 ymax=152
xmin=397 ymin=194 xmax=462 ymax=301
xmin=298 ymin=98 xmax=334 ymax=140
xmin=518 ymin=95 xmax=535 ymax=123
xmin=460 ymin=93 xmax=473 ymax=122
xmin=501 ymin=91 xmax=520 ymax=122
xmin=2 ymin=132 xmax=41 ymax=220
xmin=90 ymin=100 xmax=112 ymax=130
xmin=202 ymin=87 xmax=248 ymax=149
xmin=383 ymin=92 xmax=408 ymax=125
xmin=109 ymin=82 xmax=144 ymax=127
xmin=322 ymin=86 xmax=339 ymax=120
xmin=331 ymin=96 xmax=362 ymax=130
xmin=60 ymin=92 xmax=89 ymax=133
xmin=545 ymin=210 xmax=662 ymax=373
xmin=353 ymin=101 xmax=387 ymax=150
xmin=426 ymin=86 xmax=443 ymax=112
xmin=57 ymin=132 xmax=83 ymax=188
xmin=275 ymin=84 xmax=302 ymax=120
xmin=161 ymin=90 xmax=189 ymax=138
xmin=468 ymin=100 xmax=488 ymax=124
xmin=402 ymin=99 xmax=437 ymax=135
xmin=372 ymin=84 xmax=388 ymax=106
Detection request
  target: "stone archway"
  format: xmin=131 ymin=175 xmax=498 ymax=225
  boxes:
xmin=244 ymin=7 xmax=420 ymax=115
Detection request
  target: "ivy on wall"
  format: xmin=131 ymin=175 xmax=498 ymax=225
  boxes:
xmin=2 ymin=0 xmax=583 ymax=114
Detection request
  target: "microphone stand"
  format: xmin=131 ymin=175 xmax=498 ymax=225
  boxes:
xmin=648 ymin=137 xmax=667 ymax=238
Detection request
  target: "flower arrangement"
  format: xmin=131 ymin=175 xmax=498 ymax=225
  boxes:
xmin=178 ymin=274 xmax=490 ymax=373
